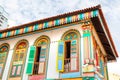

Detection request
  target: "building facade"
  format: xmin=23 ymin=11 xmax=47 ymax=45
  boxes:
xmin=109 ymin=73 xmax=120 ymax=80
xmin=0 ymin=5 xmax=118 ymax=80
xmin=0 ymin=6 xmax=8 ymax=29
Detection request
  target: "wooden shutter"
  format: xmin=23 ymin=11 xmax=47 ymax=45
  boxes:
xmin=70 ymin=40 xmax=77 ymax=71
xmin=56 ymin=41 xmax=64 ymax=72
xmin=38 ymin=46 xmax=46 ymax=74
xmin=26 ymin=46 xmax=36 ymax=74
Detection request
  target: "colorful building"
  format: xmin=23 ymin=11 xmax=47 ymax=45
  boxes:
xmin=0 ymin=5 xmax=118 ymax=80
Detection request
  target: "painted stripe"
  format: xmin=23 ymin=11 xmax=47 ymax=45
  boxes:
xmin=24 ymin=27 xmax=28 ymax=33
xmin=0 ymin=33 xmax=2 ymax=38
xmin=20 ymin=28 xmax=24 ymax=34
xmin=3 ymin=32 xmax=6 ymax=38
xmin=0 ymin=10 xmax=98 ymax=39
xmin=44 ymin=22 xmax=48 ymax=28
xmin=28 ymin=26 xmax=33 ymax=32
xmin=79 ymin=13 xmax=84 ymax=20
xmin=89 ymin=35 xmax=92 ymax=59
xmin=55 ymin=19 xmax=60 ymax=26
xmin=66 ymin=16 xmax=72 ymax=23
xmin=61 ymin=72 xmax=80 ymax=78
xmin=38 ymin=23 xmax=43 ymax=29
xmin=34 ymin=24 xmax=39 ymax=31
xmin=15 ymin=29 xmax=20 ymax=35
xmin=7 ymin=31 xmax=11 ymax=37
xmin=11 ymin=30 xmax=15 ymax=36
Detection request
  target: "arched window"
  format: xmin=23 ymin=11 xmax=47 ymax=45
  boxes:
xmin=0 ymin=43 xmax=9 ymax=79
xmin=57 ymin=30 xmax=80 ymax=73
xmin=26 ymin=36 xmax=50 ymax=78
xmin=10 ymin=40 xmax=28 ymax=79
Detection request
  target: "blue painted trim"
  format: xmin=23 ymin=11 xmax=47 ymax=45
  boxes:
xmin=95 ymin=74 xmax=102 ymax=80
xmin=61 ymin=72 xmax=80 ymax=78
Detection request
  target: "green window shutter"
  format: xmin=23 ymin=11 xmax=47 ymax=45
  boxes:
xmin=56 ymin=41 xmax=64 ymax=72
xmin=26 ymin=46 xmax=36 ymax=74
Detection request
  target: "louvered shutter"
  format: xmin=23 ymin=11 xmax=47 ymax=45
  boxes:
xmin=70 ymin=40 xmax=78 ymax=71
xmin=56 ymin=41 xmax=64 ymax=72
xmin=26 ymin=46 xmax=36 ymax=74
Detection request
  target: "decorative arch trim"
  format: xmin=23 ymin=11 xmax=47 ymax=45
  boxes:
xmin=9 ymin=39 xmax=29 ymax=79
xmin=61 ymin=29 xmax=81 ymax=40
xmin=13 ymin=39 xmax=29 ymax=50
xmin=34 ymin=35 xmax=50 ymax=46
xmin=0 ymin=43 xmax=10 ymax=52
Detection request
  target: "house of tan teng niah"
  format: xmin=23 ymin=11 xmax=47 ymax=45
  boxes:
xmin=0 ymin=5 xmax=118 ymax=80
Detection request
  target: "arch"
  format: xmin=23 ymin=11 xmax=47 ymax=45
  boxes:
xmin=34 ymin=35 xmax=50 ymax=46
xmin=0 ymin=43 xmax=9 ymax=52
xmin=0 ymin=43 xmax=9 ymax=79
xmin=13 ymin=39 xmax=29 ymax=50
xmin=9 ymin=39 xmax=29 ymax=79
xmin=61 ymin=29 xmax=81 ymax=40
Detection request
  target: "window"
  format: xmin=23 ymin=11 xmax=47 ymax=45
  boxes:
xmin=26 ymin=36 xmax=49 ymax=76
xmin=0 ymin=44 xmax=9 ymax=79
xmin=33 ymin=47 xmax=41 ymax=74
xmin=10 ymin=41 xmax=28 ymax=77
xmin=57 ymin=31 xmax=79 ymax=73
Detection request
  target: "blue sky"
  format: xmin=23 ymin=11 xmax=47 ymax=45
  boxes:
xmin=0 ymin=0 xmax=120 ymax=75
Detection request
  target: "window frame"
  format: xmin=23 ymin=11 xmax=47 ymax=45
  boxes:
xmin=0 ymin=43 xmax=9 ymax=79
xmin=9 ymin=40 xmax=28 ymax=78
xmin=32 ymin=36 xmax=50 ymax=76
xmin=61 ymin=30 xmax=80 ymax=73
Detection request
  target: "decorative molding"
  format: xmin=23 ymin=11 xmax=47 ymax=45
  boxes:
xmin=0 ymin=10 xmax=98 ymax=39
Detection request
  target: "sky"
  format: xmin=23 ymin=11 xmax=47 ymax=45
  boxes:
xmin=0 ymin=0 xmax=120 ymax=75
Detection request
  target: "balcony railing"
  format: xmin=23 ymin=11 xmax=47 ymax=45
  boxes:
xmin=33 ymin=62 xmax=39 ymax=74
xmin=64 ymin=58 xmax=70 ymax=72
